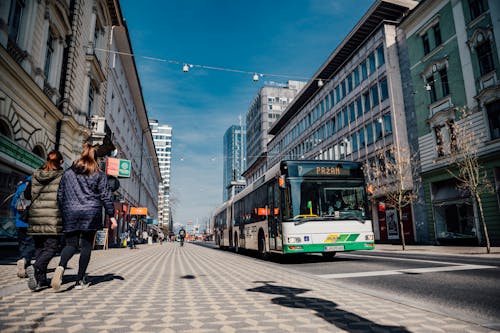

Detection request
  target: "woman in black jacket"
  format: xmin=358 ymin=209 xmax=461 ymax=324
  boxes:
xmin=52 ymin=143 xmax=117 ymax=290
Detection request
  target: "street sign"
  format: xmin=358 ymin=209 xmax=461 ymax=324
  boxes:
xmin=106 ymin=158 xmax=131 ymax=178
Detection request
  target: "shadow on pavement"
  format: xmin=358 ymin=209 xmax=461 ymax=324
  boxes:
xmin=247 ymin=281 xmax=410 ymax=333
xmin=55 ymin=273 xmax=124 ymax=293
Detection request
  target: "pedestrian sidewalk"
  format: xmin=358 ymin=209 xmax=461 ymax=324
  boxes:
xmin=0 ymin=243 xmax=497 ymax=332
xmin=373 ymin=243 xmax=500 ymax=257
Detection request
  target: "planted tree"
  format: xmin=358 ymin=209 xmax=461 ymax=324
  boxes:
xmin=365 ymin=145 xmax=419 ymax=250
xmin=446 ymin=108 xmax=493 ymax=253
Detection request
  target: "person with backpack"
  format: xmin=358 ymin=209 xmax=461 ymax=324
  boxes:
xmin=25 ymin=150 xmax=65 ymax=291
xmin=51 ymin=143 xmax=117 ymax=291
xmin=10 ymin=176 xmax=35 ymax=279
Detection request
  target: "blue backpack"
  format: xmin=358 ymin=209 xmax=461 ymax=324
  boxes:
xmin=10 ymin=176 xmax=31 ymax=228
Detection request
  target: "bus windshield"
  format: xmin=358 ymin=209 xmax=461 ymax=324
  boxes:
xmin=284 ymin=178 xmax=368 ymax=221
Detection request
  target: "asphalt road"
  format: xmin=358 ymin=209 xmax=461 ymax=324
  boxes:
xmin=197 ymin=241 xmax=500 ymax=329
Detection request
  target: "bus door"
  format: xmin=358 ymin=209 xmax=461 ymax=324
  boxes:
xmin=267 ymin=182 xmax=282 ymax=250
xmin=267 ymin=183 xmax=277 ymax=250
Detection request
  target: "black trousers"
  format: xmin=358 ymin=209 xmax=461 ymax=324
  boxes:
xmin=58 ymin=230 xmax=96 ymax=281
xmin=33 ymin=235 xmax=60 ymax=282
xmin=17 ymin=227 xmax=35 ymax=266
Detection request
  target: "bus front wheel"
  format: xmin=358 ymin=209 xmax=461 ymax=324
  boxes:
xmin=322 ymin=252 xmax=336 ymax=260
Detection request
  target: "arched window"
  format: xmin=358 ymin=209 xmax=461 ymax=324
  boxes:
xmin=0 ymin=119 xmax=12 ymax=138
xmin=32 ymin=145 xmax=45 ymax=160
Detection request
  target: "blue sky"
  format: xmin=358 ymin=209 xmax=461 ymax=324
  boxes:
xmin=120 ymin=0 xmax=374 ymax=228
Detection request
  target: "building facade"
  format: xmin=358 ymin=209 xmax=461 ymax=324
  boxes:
xmin=223 ymin=124 xmax=246 ymax=201
xmin=244 ymin=80 xmax=306 ymax=184
xmin=0 ymin=0 xmax=160 ymax=243
xmin=268 ymin=0 xmax=418 ymax=243
xmin=150 ymin=120 xmax=172 ymax=229
xmin=398 ymin=0 xmax=500 ymax=245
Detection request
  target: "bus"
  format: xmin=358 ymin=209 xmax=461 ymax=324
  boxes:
xmin=212 ymin=160 xmax=374 ymax=258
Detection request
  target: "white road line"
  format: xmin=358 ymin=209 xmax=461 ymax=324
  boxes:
xmin=317 ymin=264 xmax=496 ymax=279
xmin=339 ymin=252 xmax=466 ymax=265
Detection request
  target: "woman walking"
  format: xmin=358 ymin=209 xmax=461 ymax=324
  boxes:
xmin=52 ymin=143 xmax=117 ymax=290
xmin=25 ymin=150 xmax=64 ymax=291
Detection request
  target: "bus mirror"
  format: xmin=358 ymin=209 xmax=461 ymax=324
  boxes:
xmin=278 ymin=176 xmax=285 ymax=188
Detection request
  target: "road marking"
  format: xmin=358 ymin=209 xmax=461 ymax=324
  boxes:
xmin=316 ymin=264 xmax=496 ymax=279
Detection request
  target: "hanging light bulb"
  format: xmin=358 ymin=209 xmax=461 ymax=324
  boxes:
xmin=425 ymin=83 xmax=431 ymax=91
xmin=317 ymin=79 xmax=324 ymax=87
xmin=183 ymin=64 xmax=189 ymax=73
xmin=253 ymin=73 xmax=259 ymax=82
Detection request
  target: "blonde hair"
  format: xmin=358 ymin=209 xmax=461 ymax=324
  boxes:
xmin=73 ymin=143 xmax=99 ymax=175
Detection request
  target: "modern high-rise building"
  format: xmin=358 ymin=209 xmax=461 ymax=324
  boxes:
xmin=244 ymin=80 xmax=306 ymax=184
xmin=223 ymin=123 xmax=246 ymax=201
xmin=150 ymin=120 xmax=173 ymax=228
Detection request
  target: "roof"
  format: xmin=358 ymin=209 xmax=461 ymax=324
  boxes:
xmin=269 ymin=0 xmax=417 ymax=135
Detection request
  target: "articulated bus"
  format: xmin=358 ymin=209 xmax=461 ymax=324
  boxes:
xmin=213 ymin=160 xmax=374 ymax=258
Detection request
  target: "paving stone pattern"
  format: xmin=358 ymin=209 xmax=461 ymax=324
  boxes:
xmin=0 ymin=243 xmax=496 ymax=333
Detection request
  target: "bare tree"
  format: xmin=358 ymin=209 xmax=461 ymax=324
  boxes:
xmin=365 ymin=145 xmax=419 ymax=250
xmin=446 ymin=108 xmax=494 ymax=253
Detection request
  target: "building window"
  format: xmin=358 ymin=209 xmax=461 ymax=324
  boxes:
xmin=375 ymin=120 xmax=383 ymax=141
xmin=363 ymin=91 xmax=370 ymax=113
xmin=383 ymin=114 xmax=392 ymax=135
xmin=377 ymin=45 xmax=385 ymax=67
xmin=422 ymin=23 xmax=442 ymax=56
xmin=427 ymin=76 xmax=437 ymax=103
xmin=368 ymin=52 xmax=376 ymax=74
xmin=371 ymin=84 xmax=379 ymax=107
xmin=356 ymin=97 xmax=363 ymax=118
xmin=422 ymin=33 xmax=430 ymax=55
xmin=361 ymin=62 xmax=368 ymax=81
xmin=433 ymin=25 xmax=442 ymax=46
xmin=366 ymin=124 xmax=374 ymax=145
xmin=353 ymin=69 xmax=360 ymax=87
xmin=439 ymin=68 xmax=450 ymax=97
xmin=351 ymin=133 xmax=358 ymax=152
xmin=44 ymin=31 xmax=55 ymax=80
xmin=477 ymin=42 xmax=494 ymax=75
xmin=87 ymin=84 xmax=95 ymax=118
xmin=8 ymin=0 xmax=24 ymax=42
xmin=486 ymin=100 xmax=500 ymax=140
xmin=380 ymin=78 xmax=388 ymax=101
xmin=358 ymin=128 xmax=365 ymax=149
xmin=349 ymin=103 xmax=355 ymax=123
xmin=342 ymin=108 xmax=348 ymax=127
xmin=469 ymin=0 xmax=486 ymax=20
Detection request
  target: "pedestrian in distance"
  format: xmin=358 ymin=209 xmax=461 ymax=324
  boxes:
xmin=51 ymin=143 xmax=117 ymax=291
xmin=24 ymin=150 xmax=65 ymax=291
xmin=179 ymin=227 xmax=186 ymax=247
xmin=128 ymin=218 xmax=138 ymax=249
xmin=10 ymin=176 xmax=35 ymax=279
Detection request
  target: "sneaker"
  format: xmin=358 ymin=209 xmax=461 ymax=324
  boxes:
xmin=74 ymin=277 xmax=90 ymax=290
xmin=26 ymin=266 xmax=37 ymax=291
xmin=17 ymin=258 xmax=27 ymax=278
xmin=51 ymin=266 xmax=64 ymax=291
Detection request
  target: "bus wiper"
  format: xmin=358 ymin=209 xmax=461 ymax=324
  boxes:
xmin=342 ymin=213 xmax=366 ymax=223
xmin=291 ymin=215 xmax=327 ymax=225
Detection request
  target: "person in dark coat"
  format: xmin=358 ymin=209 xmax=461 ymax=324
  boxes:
xmin=51 ymin=143 xmax=117 ymax=290
xmin=25 ymin=150 xmax=64 ymax=291
xmin=10 ymin=176 xmax=35 ymax=279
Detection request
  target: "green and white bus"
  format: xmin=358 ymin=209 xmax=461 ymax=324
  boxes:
xmin=213 ymin=160 xmax=374 ymax=258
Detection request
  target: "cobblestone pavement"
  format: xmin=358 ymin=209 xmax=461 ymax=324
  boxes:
xmin=0 ymin=242 xmax=497 ymax=333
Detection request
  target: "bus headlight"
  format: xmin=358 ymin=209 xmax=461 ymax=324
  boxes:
xmin=287 ymin=237 xmax=301 ymax=243
xmin=365 ymin=234 xmax=374 ymax=241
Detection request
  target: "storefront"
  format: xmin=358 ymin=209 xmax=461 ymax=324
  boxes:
xmin=373 ymin=199 xmax=415 ymax=244
xmin=431 ymin=179 xmax=477 ymax=245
